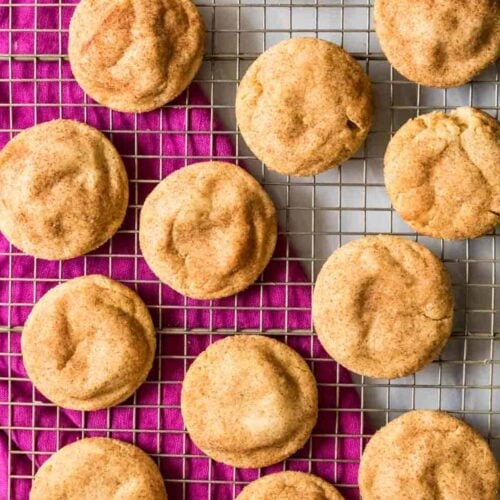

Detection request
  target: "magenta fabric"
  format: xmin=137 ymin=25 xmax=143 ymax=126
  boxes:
xmin=0 ymin=2 xmax=365 ymax=499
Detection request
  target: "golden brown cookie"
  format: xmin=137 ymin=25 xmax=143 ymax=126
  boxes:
xmin=374 ymin=0 xmax=500 ymax=87
xmin=312 ymin=235 xmax=453 ymax=379
xmin=0 ymin=119 xmax=128 ymax=260
xmin=139 ymin=161 xmax=277 ymax=300
xmin=359 ymin=410 xmax=499 ymax=500
xmin=235 ymin=38 xmax=373 ymax=177
xmin=22 ymin=275 xmax=156 ymax=411
xmin=385 ymin=107 xmax=500 ymax=240
xmin=30 ymin=438 xmax=167 ymax=499
xmin=68 ymin=0 xmax=204 ymax=113
xmin=237 ymin=471 xmax=344 ymax=500
xmin=181 ymin=335 xmax=318 ymax=468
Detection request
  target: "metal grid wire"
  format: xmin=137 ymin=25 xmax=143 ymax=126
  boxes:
xmin=0 ymin=0 xmax=499 ymax=498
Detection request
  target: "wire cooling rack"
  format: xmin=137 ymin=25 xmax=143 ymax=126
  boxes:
xmin=0 ymin=1 xmax=498 ymax=499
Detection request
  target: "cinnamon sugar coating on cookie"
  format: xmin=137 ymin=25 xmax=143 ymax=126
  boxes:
xmin=237 ymin=471 xmax=343 ymax=499
xmin=359 ymin=411 xmax=499 ymax=500
xmin=31 ymin=438 xmax=167 ymax=499
xmin=0 ymin=119 xmax=128 ymax=260
xmin=236 ymin=38 xmax=373 ymax=176
xmin=181 ymin=335 xmax=318 ymax=468
xmin=69 ymin=0 xmax=204 ymax=112
xmin=313 ymin=235 xmax=453 ymax=379
xmin=139 ymin=161 xmax=277 ymax=300
xmin=22 ymin=275 xmax=156 ymax=411
xmin=385 ymin=107 xmax=499 ymax=240
xmin=375 ymin=0 xmax=499 ymax=87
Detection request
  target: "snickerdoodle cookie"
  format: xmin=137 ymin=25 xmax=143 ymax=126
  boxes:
xmin=22 ymin=275 xmax=156 ymax=411
xmin=359 ymin=411 xmax=499 ymax=500
xmin=69 ymin=0 xmax=204 ymax=113
xmin=140 ymin=161 xmax=277 ymax=300
xmin=0 ymin=119 xmax=128 ymax=260
xmin=313 ymin=235 xmax=453 ymax=379
xmin=181 ymin=335 xmax=318 ymax=468
xmin=385 ymin=107 xmax=500 ymax=240
xmin=30 ymin=438 xmax=167 ymax=499
xmin=374 ymin=0 xmax=499 ymax=87
xmin=237 ymin=472 xmax=344 ymax=499
xmin=235 ymin=38 xmax=373 ymax=177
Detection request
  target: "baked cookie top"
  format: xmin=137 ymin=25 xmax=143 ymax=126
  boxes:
xmin=385 ymin=107 xmax=499 ymax=240
xmin=236 ymin=38 xmax=373 ymax=177
xmin=359 ymin=410 xmax=499 ymax=500
xmin=22 ymin=275 xmax=156 ymax=411
xmin=374 ymin=0 xmax=499 ymax=88
xmin=313 ymin=235 xmax=453 ymax=379
xmin=237 ymin=471 xmax=343 ymax=500
xmin=69 ymin=0 xmax=204 ymax=112
xmin=181 ymin=335 xmax=318 ymax=468
xmin=0 ymin=119 xmax=128 ymax=260
xmin=30 ymin=438 xmax=167 ymax=499
xmin=139 ymin=161 xmax=277 ymax=300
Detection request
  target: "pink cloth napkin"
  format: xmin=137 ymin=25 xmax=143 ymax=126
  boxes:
xmin=0 ymin=2 xmax=365 ymax=498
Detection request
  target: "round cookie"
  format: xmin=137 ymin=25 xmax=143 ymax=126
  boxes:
xmin=312 ymin=235 xmax=454 ymax=379
xmin=237 ymin=472 xmax=343 ymax=499
xmin=139 ymin=161 xmax=277 ymax=300
xmin=30 ymin=438 xmax=167 ymax=499
xmin=385 ymin=107 xmax=500 ymax=240
xmin=69 ymin=0 xmax=204 ymax=113
xmin=359 ymin=410 xmax=499 ymax=500
xmin=0 ymin=120 xmax=128 ymax=260
xmin=22 ymin=275 xmax=156 ymax=411
xmin=374 ymin=0 xmax=500 ymax=88
xmin=235 ymin=38 xmax=373 ymax=177
xmin=181 ymin=335 xmax=318 ymax=468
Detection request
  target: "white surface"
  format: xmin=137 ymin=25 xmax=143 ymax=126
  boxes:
xmin=195 ymin=0 xmax=500 ymax=450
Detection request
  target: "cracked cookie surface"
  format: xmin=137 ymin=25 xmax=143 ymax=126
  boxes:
xmin=31 ymin=438 xmax=167 ymax=499
xmin=0 ymin=119 xmax=128 ymax=260
xmin=312 ymin=235 xmax=453 ymax=379
xmin=181 ymin=335 xmax=318 ymax=468
xmin=359 ymin=410 xmax=498 ymax=500
xmin=139 ymin=161 xmax=277 ymax=300
xmin=375 ymin=0 xmax=500 ymax=87
xmin=69 ymin=0 xmax=204 ymax=112
xmin=22 ymin=275 xmax=156 ymax=411
xmin=237 ymin=471 xmax=343 ymax=499
xmin=235 ymin=38 xmax=373 ymax=177
xmin=385 ymin=107 xmax=500 ymax=240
